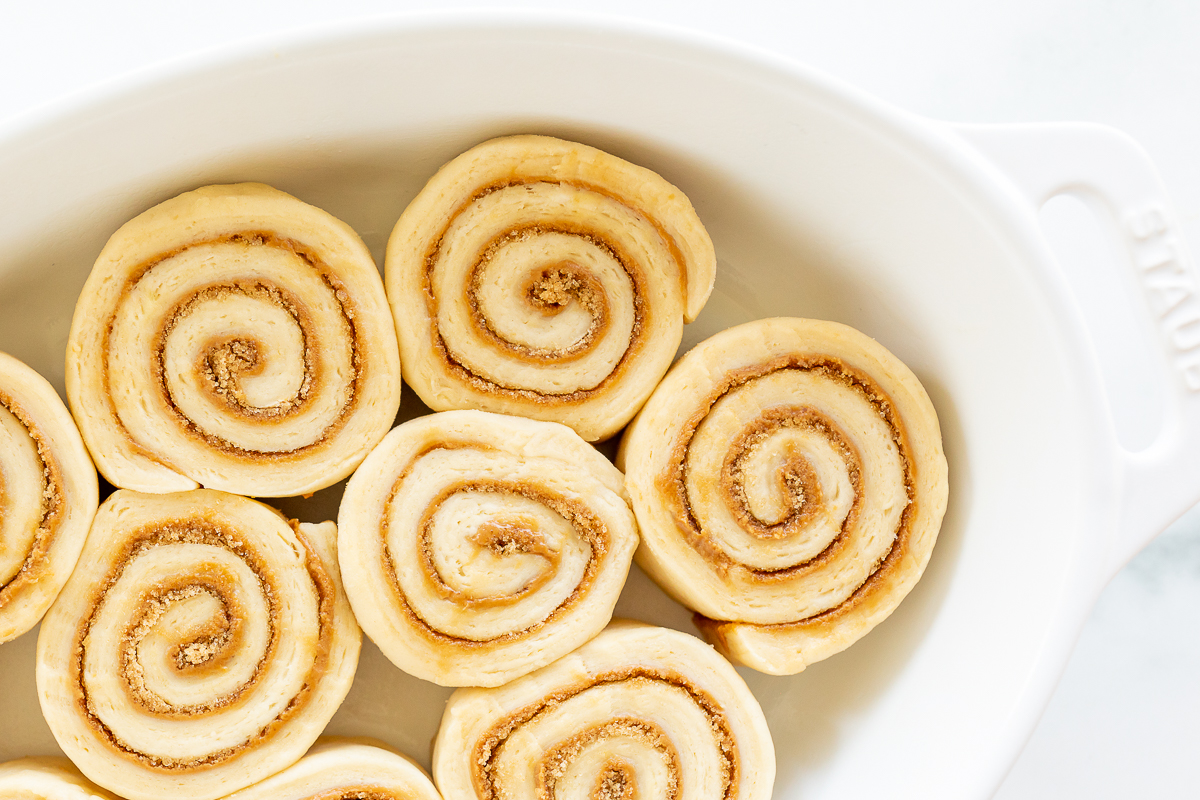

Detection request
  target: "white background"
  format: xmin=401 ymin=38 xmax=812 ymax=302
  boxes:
xmin=2 ymin=1 xmax=1198 ymax=797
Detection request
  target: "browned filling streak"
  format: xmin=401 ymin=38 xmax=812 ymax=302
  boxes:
xmin=423 ymin=181 xmax=659 ymax=404
xmin=465 ymin=227 xmax=612 ymax=367
xmin=161 ymin=281 xmax=322 ymax=424
xmin=310 ymin=789 xmax=414 ymax=800
xmin=592 ymin=760 xmax=639 ymax=800
xmin=102 ymin=231 xmax=364 ymax=464
xmin=379 ymin=448 xmax=607 ymax=644
xmin=0 ymin=392 xmax=65 ymax=607
xmin=417 ymin=484 xmax=578 ymax=611
xmin=474 ymin=670 xmax=736 ymax=800
xmin=659 ymin=356 xmax=916 ymax=595
xmin=540 ymin=724 xmax=668 ymax=800
xmin=723 ymin=406 xmax=861 ymax=541
xmin=472 ymin=518 xmax=556 ymax=561
xmin=72 ymin=516 xmax=336 ymax=771
xmin=699 ymin=496 xmax=918 ymax=634
xmin=120 ymin=567 xmax=252 ymax=716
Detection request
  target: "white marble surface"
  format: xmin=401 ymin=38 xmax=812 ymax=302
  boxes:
xmin=2 ymin=1 xmax=1198 ymax=796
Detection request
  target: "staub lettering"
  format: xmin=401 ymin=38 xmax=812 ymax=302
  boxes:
xmin=1126 ymin=205 xmax=1200 ymax=392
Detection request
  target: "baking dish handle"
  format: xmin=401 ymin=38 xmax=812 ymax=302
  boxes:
xmin=952 ymin=121 xmax=1200 ymax=578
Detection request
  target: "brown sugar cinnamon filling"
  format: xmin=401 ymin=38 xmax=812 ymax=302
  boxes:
xmin=309 ymin=791 xmax=414 ymax=800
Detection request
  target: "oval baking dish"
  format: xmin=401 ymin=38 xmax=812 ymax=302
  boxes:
xmin=0 ymin=13 xmax=1196 ymax=800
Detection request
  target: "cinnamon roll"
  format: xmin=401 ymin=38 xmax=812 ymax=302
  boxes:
xmin=66 ymin=183 xmax=402 ymax=497
xmin=220 ymin=739 xmax=441 ymax=800
xmin=36 ymin=489 xmax=361 ymax=800
xmin=433 ymin=620 xmax=774 ymax=800
xmin=337 ymin=409 xmax=638 ymax=687
xmin=619 ymin=317 xmax=948 ymax=675
xmin=385 ymin=135 xmax=716 ymax=442
xmin=0 ymin=352 xmax=98 ymax=644
xmin=0 ymin=757 xmax=124 ymax=800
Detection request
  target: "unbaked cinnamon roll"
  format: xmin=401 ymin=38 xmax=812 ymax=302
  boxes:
xmin=433 ymin=620 xmax=774 ymax=800
xmin=0 ymin=757 xmax=124 ymax=800
xmin=337 ymin=409 xmax=638 ymax=687
xmin=619 ymin=317 xmax=948 ymax=675
xmin=66 ymin=183 xmax=402 ymax=497
xmin=36 ymin=489 xmax=361 ymax=800
xmin=385 ymin=135 xmax=716 ymax=442
xmin=219 ymin=739 xmax=442 ymax=800
xmin=0 ymin=352 xmax=98 ymax=644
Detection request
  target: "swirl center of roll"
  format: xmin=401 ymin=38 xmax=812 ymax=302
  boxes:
xmin=719 ymin=406 xmax=861 ymax=566
xmin=433 ymin=185 xmax=646 ymax=397
xmin=163 ymin=283 xmax=315 ymax=422
xmin=95 ymin=524 xmax=276 ymax=723
xmin=593 ymin=761 xmax=639 ymax=800
xmin=389 ymin=462 xmax=605 ymax=642
xmin=119 ymin=565 xmax=267 ymax=717
xmin=469 ymin=228 xmax=615 ymax=363
xmin=425 ymin=490 xmax=565 ymax=606
xmin=541 ymin=719 xmax=676 ymax=800
xmin=107 ymin=234 xmax=362 ymax=460
xmin=678 ymin=362 xmax=909 ymax=582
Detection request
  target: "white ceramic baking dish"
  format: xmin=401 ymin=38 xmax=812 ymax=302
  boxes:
xmin=1 ymin=13 xmax=1197 ymax=799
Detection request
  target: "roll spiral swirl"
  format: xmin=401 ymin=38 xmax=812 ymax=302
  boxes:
xmin=220 ymin=739 xmax=442 ymax=800
xmin=620 ymin=318 xmax=948 ymax=675
xmin=66 ymin=183 xmax=402 ymax=497
xmin=36 ymin=489 xmax=361 ymax=800
xmin=385 ymin=135 xmax=716 ymax=442
xmin=433 ymin=621 xmax=774 ymax=800
xmin=0 ymin=352 xmax=98 ymax=643
xmin=338 ymin=410 xmax=638 ymax=687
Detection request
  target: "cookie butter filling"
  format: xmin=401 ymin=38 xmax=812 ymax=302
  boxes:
xmin=70 ymin=518 xmax=333 ymax=769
